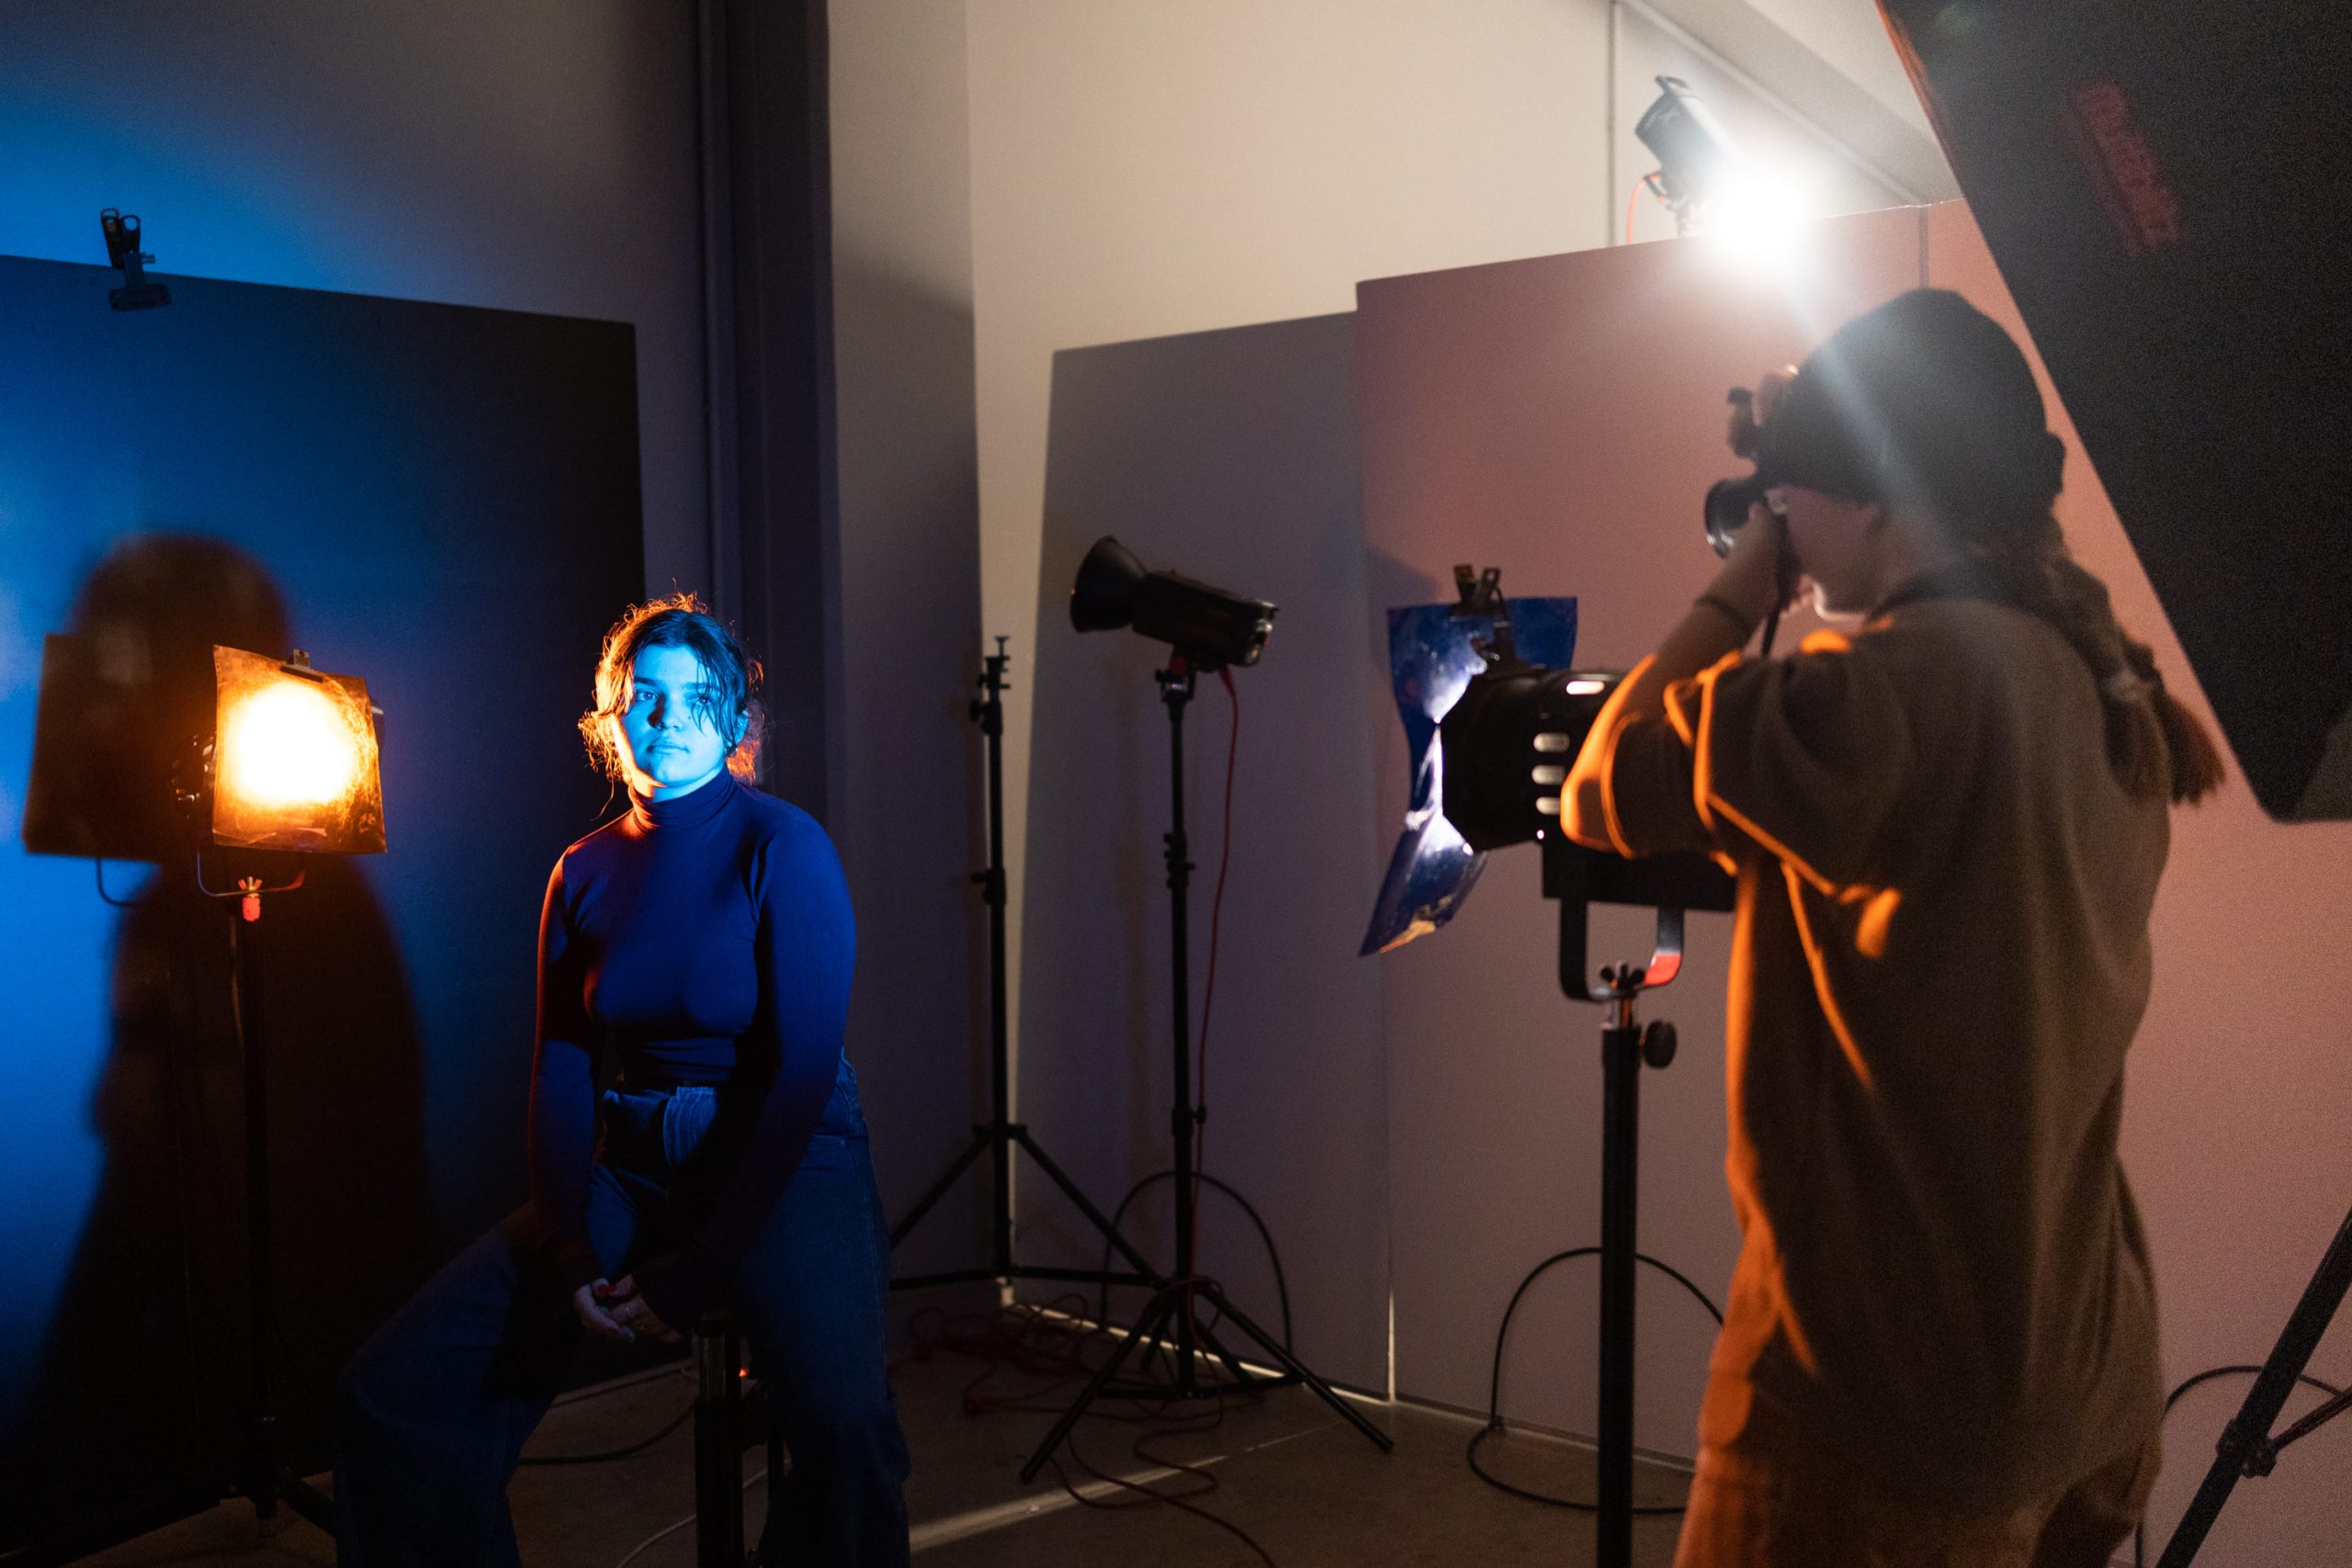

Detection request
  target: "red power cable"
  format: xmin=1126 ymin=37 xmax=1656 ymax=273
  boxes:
xmin=1626 ymin=170 xmax=1667 ymax=243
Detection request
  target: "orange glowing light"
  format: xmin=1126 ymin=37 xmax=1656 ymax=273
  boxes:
xmin=209 ymin=646 xmax=387 ymax=854
xmin=218 ymin=680 xmax=362 ymax=809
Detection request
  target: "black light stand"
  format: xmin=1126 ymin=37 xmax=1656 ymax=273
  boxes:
xmin=888 ymin=638 xmax=1159 ymax=1294
xmin=1020 ymin=659 xmax=1394 ymax=1483
xmin=2157 ymin=1210 xmax=2352 ymax=1566
xmin=1545 ymin=836 xmax=1732 ymax=1568
xmin=209 ymin=867 xmax=334 ymax=1538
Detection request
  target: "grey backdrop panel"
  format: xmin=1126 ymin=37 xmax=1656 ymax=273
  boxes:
xmin=1022 ymin=313 xmax=1390 ymax=1393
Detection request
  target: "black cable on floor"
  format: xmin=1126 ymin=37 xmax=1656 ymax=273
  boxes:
xmin=2132 ymin=1362 xmax=2346 ymax=1568
xmin=906 ymin=1296 xmax=1281 ymax=1562
xmin=1094 ymin=1169 xmax=1295 ymax=1349
xmin=518 ymin=1400 xmax=696 ymax=1466
xmin=1465 ymin=1246 xmax=1724 ymax=1513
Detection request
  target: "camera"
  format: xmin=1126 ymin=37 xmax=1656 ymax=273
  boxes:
xmin=1702 ymin=385 xmax=1768 ymax=557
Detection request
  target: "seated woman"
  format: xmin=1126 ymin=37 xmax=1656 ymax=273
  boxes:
xmin=336 ymin=593 xmax=910 ymax=1566
xmin=1566 ymin=290 xmax=2222 ymax=1567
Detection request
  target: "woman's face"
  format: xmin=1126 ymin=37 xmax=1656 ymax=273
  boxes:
xmin=614 ymin=643 xmax=734 ymax=797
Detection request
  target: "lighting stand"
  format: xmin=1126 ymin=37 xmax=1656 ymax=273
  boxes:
xmin=209 ymin=866 xmax=334 ymax=1538
xmin=1588 ymin=965 xmax=1678 ymax=1568
xmin=2157 ymin=1209 xmax=2352 ymax=1566
xmin=1020 ymin=660 xmax=1394 ymax=1483
xmin=1544 ymin=836 xmax=1726 ymax=1568
xmin=889 ymin=639 xmax=1159 ymax=1294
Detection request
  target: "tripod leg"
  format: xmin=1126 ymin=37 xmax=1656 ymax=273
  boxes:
xmin=1021 ymin=1287 xmax=1180 ymax=1483
xmin=1194 ymin=1311 xmax=1264 ymax=1390
xmin=1014 ymin=1128 xmax=1162 ymax=1280
xmin=2158 ymin=1206 xmax=2352 ymax=1567
xmin=1118 ymin=1289 xmax=1187 ymax=1391
xmin=1182 ymin=1292 xmax=1289 ymax=1391
xmin=888 ymin=1132 xmax=993 ymax=1248
xmin=1192 ymin=1283 xmax=1393 ymax=1454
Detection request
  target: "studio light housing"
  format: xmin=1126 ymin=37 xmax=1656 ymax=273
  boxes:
xmin=1634 ymin=76 xmax=1743 ymax=217
xmin=1359 ymin=571 xmax=1578 ymax=955
xmin=1439 ymin=662 xmax=1618 ymax=852
xmin=206 ymin=645 xmax=386 ymax=854
xmin=1069 ymin=536 xmax=1277 ymax=670
xmin=1632 ymin=77 xmax=1821 ymax=258
xmin=1362 ymin=567 xmax=1732 ymax=964
xmin=99 ymin=207 xmax=171 ymax=311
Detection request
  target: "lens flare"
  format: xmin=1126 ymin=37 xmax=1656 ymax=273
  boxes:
xmin=218 ymin=679 xmax=362 ymax=810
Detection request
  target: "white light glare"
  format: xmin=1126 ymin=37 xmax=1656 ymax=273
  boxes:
xmin=1701 ymin=164 xmax=1823 ymax=267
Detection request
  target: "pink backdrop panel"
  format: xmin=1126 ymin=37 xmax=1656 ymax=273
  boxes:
xmin=1355 ymin=206 xmax=1928 ymax=1450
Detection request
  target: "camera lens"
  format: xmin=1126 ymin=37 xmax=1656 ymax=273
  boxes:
xmin=1704 ymin=474 xmax=1769 ymax=558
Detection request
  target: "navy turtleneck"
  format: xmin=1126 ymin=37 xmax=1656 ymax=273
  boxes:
xmin=527 ymin=769 xmax=854 ymax=1328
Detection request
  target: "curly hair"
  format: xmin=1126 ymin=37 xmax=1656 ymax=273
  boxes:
xmin=578 ymin=592 xmax=765 ymax=784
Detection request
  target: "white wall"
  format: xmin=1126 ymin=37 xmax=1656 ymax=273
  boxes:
xmin=827 ymin=1 xmax=989 ymax=1274
xmin=1611 ymin=4 xmax=1907 ymax=244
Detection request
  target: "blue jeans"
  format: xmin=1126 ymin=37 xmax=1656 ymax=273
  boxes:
xmin=334 ymin=1059 xmax=911 ymax=1566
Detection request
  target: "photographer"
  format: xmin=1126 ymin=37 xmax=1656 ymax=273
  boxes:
xmin=1564 ymin=289 xmax=2223 ymax=1566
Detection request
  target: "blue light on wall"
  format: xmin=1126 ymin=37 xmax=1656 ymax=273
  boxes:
xmin=0 ymin=254 xmax=642 ymax=1546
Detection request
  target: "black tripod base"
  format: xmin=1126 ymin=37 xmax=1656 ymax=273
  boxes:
xmin=1018 ymin=1277 xmax=1393 ymax=1483
xmin=889 ymin=1121 xmax=1159 ymax=1294
xmin=2157 ymin=1205 xmax=2352 ymax=1567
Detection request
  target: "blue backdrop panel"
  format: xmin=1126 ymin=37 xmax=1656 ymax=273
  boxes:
xmin=0 ymin=254 xmax=642 ymax=1553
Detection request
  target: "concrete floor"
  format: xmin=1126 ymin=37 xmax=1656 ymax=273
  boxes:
xmin=71 ymin=1299 xmax=1692 ymax=1568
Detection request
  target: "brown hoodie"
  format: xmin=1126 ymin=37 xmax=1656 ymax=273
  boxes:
xmin=1589 ymin=592 xmax=2165 ymax=1509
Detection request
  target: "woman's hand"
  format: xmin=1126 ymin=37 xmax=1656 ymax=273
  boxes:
xmin=1711 ymin=500 xmax=1797 ymax=627
xmin=574 ymin=1276 xmax=681 ymax=1344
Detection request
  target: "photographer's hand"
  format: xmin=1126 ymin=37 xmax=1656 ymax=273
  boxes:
xmin=1715 ymin=499 xmax=1797 ymax=624
xmin=1563 ymin=505 xmax=1789 ymax=852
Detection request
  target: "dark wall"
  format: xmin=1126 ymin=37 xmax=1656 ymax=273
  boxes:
xmin=0 ymin=256 xmax=642 ymax=1556
xmin=0 ymin=0 xmax=710 ymax=594
xmin=0 ymin=20 xmax=1000 ymax=1538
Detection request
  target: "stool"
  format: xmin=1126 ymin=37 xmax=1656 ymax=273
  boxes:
xmin=694 ymin=1313 xmax=786 ymax=1568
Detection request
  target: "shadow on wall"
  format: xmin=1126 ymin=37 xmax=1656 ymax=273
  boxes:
xmin=4 ymin=535 xmax=443 ymax=1558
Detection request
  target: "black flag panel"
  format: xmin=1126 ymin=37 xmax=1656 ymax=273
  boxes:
xmin=1880 ymin=1 xmax=2352 ymax=819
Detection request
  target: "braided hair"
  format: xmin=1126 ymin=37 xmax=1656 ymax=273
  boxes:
xmin=1758 ymin=289 xmax=2223 ymax=804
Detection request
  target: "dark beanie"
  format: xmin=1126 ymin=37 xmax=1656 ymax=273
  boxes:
xmin=1754 ymin=288 xmax=2067 ymax=531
